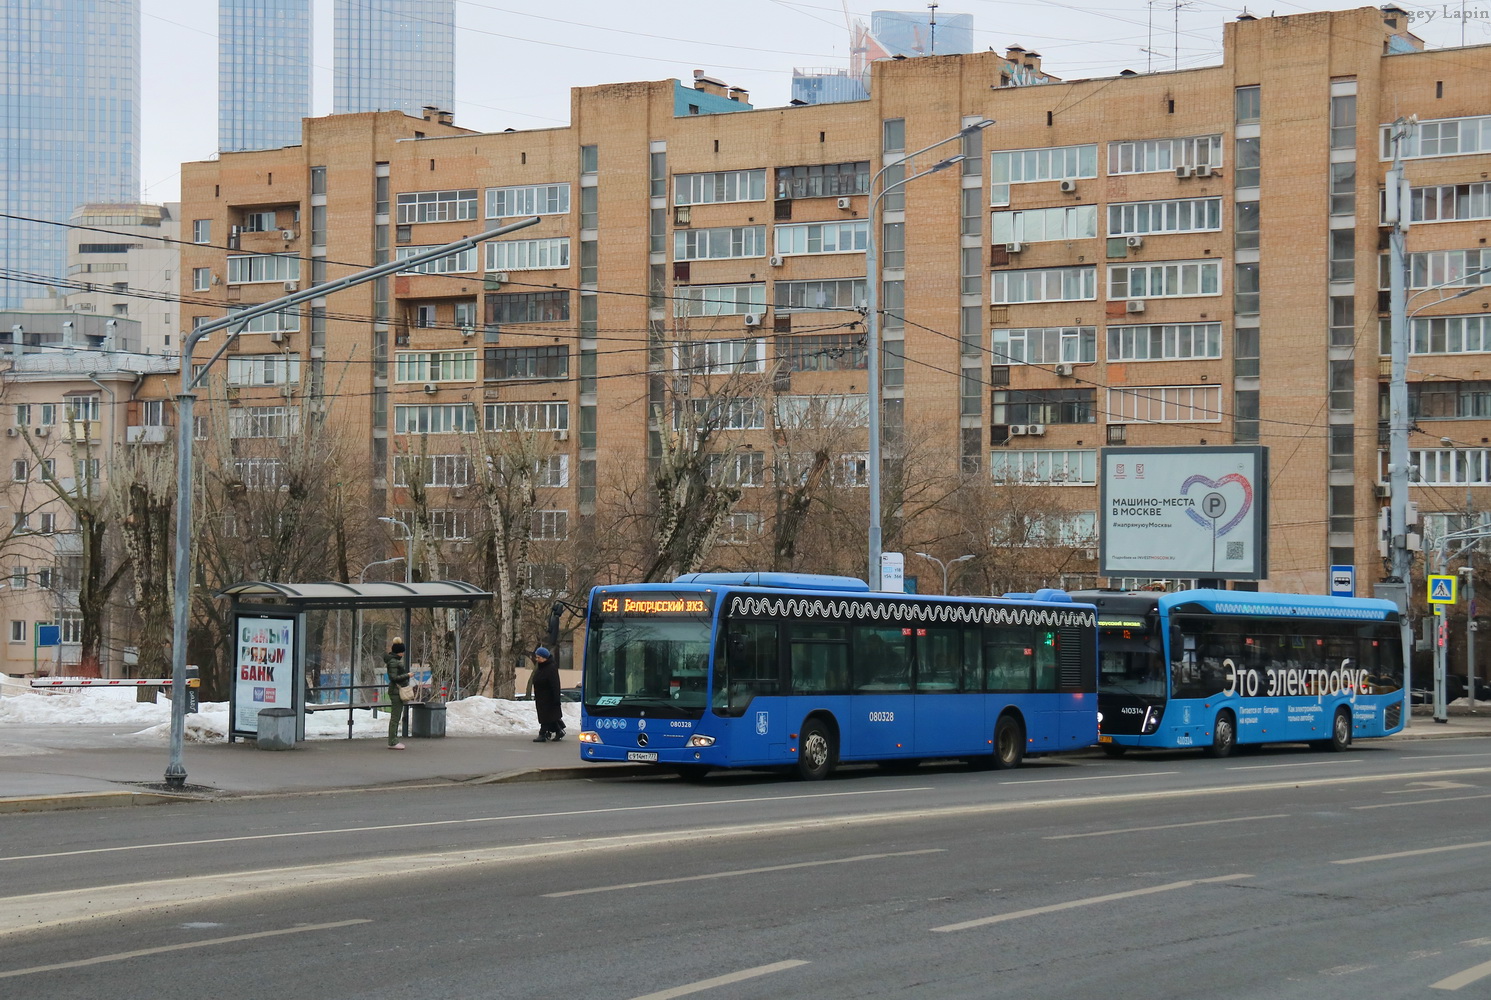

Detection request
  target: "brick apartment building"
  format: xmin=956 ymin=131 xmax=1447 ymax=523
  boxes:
xmin=173 ymin=6 xmax=1491 ymax=597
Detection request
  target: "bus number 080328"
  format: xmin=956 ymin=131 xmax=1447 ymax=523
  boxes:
xmin=868 ymin=711 xmax=895 ymax=722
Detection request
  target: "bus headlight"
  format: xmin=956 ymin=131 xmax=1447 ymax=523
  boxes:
xmin=1141 ymin=706 xmax=1163 ymax=735
xmin=579 ymin=731 xmax=601 ymax=744
xmin=687 ymin=734 xmax=715 ymax=747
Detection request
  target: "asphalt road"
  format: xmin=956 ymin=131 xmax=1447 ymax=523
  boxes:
xmin=2 ymin=741 xmax=1490 ymax=998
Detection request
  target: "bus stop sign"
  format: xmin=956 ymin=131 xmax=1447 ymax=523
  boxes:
xmin=34 ymin=624 xmax=60 ymax=647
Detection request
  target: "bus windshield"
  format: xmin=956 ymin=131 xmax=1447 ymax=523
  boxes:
xmin=1098 ymin=626 xmax=1166 ymax=700
xmin=584 ymin=618 xmax=712 ymax=715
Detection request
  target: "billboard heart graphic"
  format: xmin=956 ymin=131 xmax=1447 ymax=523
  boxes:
xmin=1181 ymin=472 xmax=1253 ymax=537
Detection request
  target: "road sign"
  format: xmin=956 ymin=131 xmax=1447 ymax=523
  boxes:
xmin=1329 ymin=565 xmax=1354 ymax=597
xmin=1427 ymin=574 xmax=1458 ymax=604
xmin=34 ymin=624 xmax=60 ymax=647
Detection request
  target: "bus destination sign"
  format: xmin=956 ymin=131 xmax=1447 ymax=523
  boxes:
xmin=596 ymin=591 xmax=714 ymax=617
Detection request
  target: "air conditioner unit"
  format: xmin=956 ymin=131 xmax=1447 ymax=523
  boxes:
xmin=269 ymin=330 xmax=285 ymax=343
xmin=836 ymin=196 xmax=853 ymax=210
xmin=283 ymin=280 xmax=297 ymax=292
xmin=1009 ymin=424 xmax=1030 ymax=436
xmin=1125 ymin=235 xmax=1144 ymax=248
xmin=489 ymin=271 xmax=510 ymax=285
xmin=1059 ymin=179 xmax=1078 ymax=193
xmin=4 ymin=427 xmax=17 ymax=437
xmin=460 ymin=326 xmax=475 ymax=339
xmin=769 ymin=255 xmax=784 ymax=267
xmin=553 ymin=429 xmax=569 ymax=442
xmin=423 ymin=383 xmax=438 ymax=394
xmin=1194 ymin=164 xmax=1214 ymax=178
xmin=1375 ymin=484 xmax=1391 ymax=498
xmin=1083 ymin=548 xmax=1098 ymax=561
xmin=1175 ymin=166 xmax=1193 ymax=178
xmin=674 ymin=206 xmax=692 ymax=226
xmin=1126 ymin=299 xmax=1146 ymax=313
xmin=1026 ymin=424 xmax=1046 ymax=436
xmin=742 ymin=312 xmax=763 ymax=328
xmin=1054 ymin=363 xmax=1074 ymax=377
xmin=280 ymin=230 xmax=296 ymax=240
xmin=34 ymin=426 xmax=49 ymax=437
xmin=1005 ymin=242 xmax=1023 ymax=254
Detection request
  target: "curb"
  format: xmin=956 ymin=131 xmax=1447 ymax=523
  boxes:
xmin=464 ymin=763 xmax=658 ymax=784
xmin=0 ymin=790 xmax=196 ymax=815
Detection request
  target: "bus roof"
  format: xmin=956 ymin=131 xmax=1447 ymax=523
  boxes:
xmin=1069 ymin=588 xmax=1398 ymax=621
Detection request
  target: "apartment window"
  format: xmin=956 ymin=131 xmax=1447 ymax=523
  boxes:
xmin=226 ymin=354 xmax=301 ymax=386
xmin=991 ymin=266 xmax=1097 ymax=304
xmin=485 ymin=238 xmax=570 ymax=272
xmin=774 ymin=221 xmax=869 ymax=257
xmin=14 ymin=403 xmax=56 ymax=427
xmin=989 ymin=144 xmax=1099 ymax=205
xmin=883 ymin=118 xmax=906 ymax=152
xmin=1398 ymin=380 xmax=1491 ymax=420
xmin=11 ymin=459 xmax=26 ymax=482
xmin=64 ymin=395 xmax=101 ymax=423
xmin=226 ymin=253 xmax=300 ymax=284
xmin=719 ymin=512 xmax=763 ymax=545
xmin=1330 ymin=94 xmax=1357 ymax=150
xmin=1107 ymin=385 xmax=1223 ymax=423
xmin=580 ymin=186 xmax=597 ymax=230
xmin=227 ymin=305 xmax=300 ymax=334
xmin=531 ymin=455 xmax=570 ymax=488
xmin=1330 ymin=359 xmax=1355 ymax=411
xmin=991 ymin=389 xmax=1096 ymax=424
xmin=988 ymin=449 xmax=1097 ymax=485
xmin=234 ymin=457 xmax=284 ymax=490
xmin=1330 ymin=163 xmax=1356 ymax=217
xmin=9 ymin=621 xmax=23 ymax=643
xmin=192 ymin=219 xmax=211 ymax=244
xmin=1107 ymin=135 xmax=1223 ymax=174
xmin=396 ymin=189 xmax=478 ymax=224
xmin=531 ymin=510 xmax=569 ymax=541
xmin=961 ymin=246 xmax=982 ymax=295
xmin=395 ymin=246 xmax=477 ymax=274
xmin=1235 ymin=326 xmax=1260 ymax=377
xmin=1234 ymin=137 xmax=1260 ymax=188
xmin=707 ymin=451 xmax=765 ymax=487
xmin=394 ymin=350 xmax=478 ymax=383
xmin=881 ymin=162 xmax=905 ymax=213
xmin=393 ymin=404 xmax=476 ymax=434
xmin=1385 ymin=114 xmax=1491 ymax=159
xmin=485 ymin=182 xmax=570 ymax=219
xmin=674 ymin=226 xmax=767 ymax=260
xmin=415 ymin=305 xmax=437 ymax=329
xmin=962 ymin=188 xmax=983 ymax=238
xmin=242 ymin=210 xmax=277 ymax=233
xmin=774 ymin=394 xmax=869 ymax=429
xmin=1330 ymin=296 xmax=1356 ymax=347
xmin=228 ymin=405 xmax=300 ymax=438
xmin=1396 ymin=313 xmax=1491 ymax=355
xmin=1235 ymin=86 xmax=1261 ymax=124
xmin=8 ymin=567 xmax=24 ymax=590
xmin=674 ymin=338 xmax=767 ymax=375
xmin=486 ymin=290 xmax=570 ymax=324
xmin=775 ymin=161 xmax=870 ymax=199
xmin=1411 ymin=183 xmax=1491 ymax=223
xmin=1406 ymin=448 xmax=1491 ymax=485
xmin=1107 ymin=322 xmax=1223 ymax=362
xmin=1108 ymin=260 xmax=1221 ymax=299
xmin=880 ymin=222 xmax=904 ymax=270
xmin=192 ymin=267 xmax=211 ymax=291
xmin=1108 ymin=198 xmax=1222 ymax=236
xmin=1235 ymin=201 xmax=1260 ymax=251
xmin=777 ymin=334 xmax=867 ymax=372
xmin=1329 ymin=229 xmax=1356 ymax=282
xmin=311 ymin=166 xmax=327 ymax=195
xmin=675 ymin=397 xmax=767 ymax=431
xmin=580 ymin=145 xmax=598 ymax=174
xmin=992 ymin=205 xmax=1098 ymax=243
xmin=1330 ymin=425 xmax=1354 ymax=472
xmin=674 ymin=283 xmax=766 ymax=317
xmin=484 ymin=401 xmax=569 ymax=432
xmin=674 ymin=169 xmax=767 ymax=205
xmin=1235 ymin=262 xmax=1260 ymax=315
xmin=993 ymin=326 xmax=1096 ymax=365
xmin=484 ymin=345 xmax=569 ymax=381
xmin=1395 ymin=248 xmax=1491 ymax=289
xmin=393 ymin=454 xmax=471 ymax=488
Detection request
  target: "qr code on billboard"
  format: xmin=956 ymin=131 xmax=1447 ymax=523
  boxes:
xmin=1227 ymin=542 xmax=1245 ymax=560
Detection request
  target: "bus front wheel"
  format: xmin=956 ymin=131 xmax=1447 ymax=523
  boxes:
xmin=1315 ymin=708 xmax=1352 ymax=752
xmin=991 ymin=714 xmax=1025 ymax=769
xmin=797 ymin=719 xmax=836 ymax=781
xmin=1206 ymin=711 xmax=1237 ymax=758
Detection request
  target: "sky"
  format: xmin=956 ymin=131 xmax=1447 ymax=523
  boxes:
xmin=137 ymin=0 xmax=1491 ymax=204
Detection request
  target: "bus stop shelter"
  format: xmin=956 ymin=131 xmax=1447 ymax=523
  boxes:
xmin=218 ymin=580 xmax=493 ymax=743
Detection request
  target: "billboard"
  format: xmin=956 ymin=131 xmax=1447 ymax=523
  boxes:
xmin=229 ymin=613 xmax=300 ymax=739
xmin=1100 ymin=446 xmax=1268 ymax=581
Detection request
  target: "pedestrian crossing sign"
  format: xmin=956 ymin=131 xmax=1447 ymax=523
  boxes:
xmin=1427 ymin=575 xmax=1458 ymax=604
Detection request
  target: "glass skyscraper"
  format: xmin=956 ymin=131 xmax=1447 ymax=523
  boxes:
xmin=333 ymin=0 xmax=454 ymax=115
xmin=219 ymin=0 xmax=313 ymax=153
xmin=0 ymin=1 xmax=140 ymax=309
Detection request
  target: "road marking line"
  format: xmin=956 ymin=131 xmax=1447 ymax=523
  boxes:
xmin=545 ymin=849 xmax=944 ymax=897
xmin=1354 ymin=794 xmax=1491 ymax=810
xmin=0 ymin=786 xmax=934 ymax=864
xmin=1385 ymin=781 xmax=1478 ymax=793
xmin=1225 ymin=760 xmax=1362 ymax=770
xmin=929 ymin=874 xmax=1252 ymax=932
xmin=1043 ymin=815 xmax=1287 ymax=840
xmin=0 ymin=919 xmax=370 ymax=980
xmin=1402 ymin=753 xmax=1491 ymax=761
xmin=1432 ymin=957 xmax=1491 ymax=991
xmin=1006 ymin=771 xmax=1179 ymax=785
xmin=1333 ymin=839 xmax=1491 ymax=864
xmin=627 ymin=960 xmax=809 ymax=1000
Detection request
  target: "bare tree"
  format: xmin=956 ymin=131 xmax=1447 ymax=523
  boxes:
xmin=111 ymin=438 xmax=177 ymax=683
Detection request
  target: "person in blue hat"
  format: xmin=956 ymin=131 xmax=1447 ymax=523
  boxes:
xmin=529 ymin=646 xmax=565 ymax=742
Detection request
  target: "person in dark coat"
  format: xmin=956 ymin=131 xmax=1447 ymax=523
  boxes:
xmin=384 ymin=638 xmax=410 ymax=750
xmin=530 ymin=646 xmax=565 ymax=742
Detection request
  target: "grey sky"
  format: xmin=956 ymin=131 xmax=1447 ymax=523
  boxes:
xmin=139 ymin=0 xmax=1490 ymax=202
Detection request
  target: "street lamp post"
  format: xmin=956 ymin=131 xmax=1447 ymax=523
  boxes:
xmin=866 ymin=120 xmax=994 ymax=590
xmin=914 ymin=552 xmax=975 ymax=594
xmin=378 ymin=516 xmax=414 ymax=584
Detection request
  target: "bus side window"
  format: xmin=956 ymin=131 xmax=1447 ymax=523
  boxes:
xmin=714 ymin=622 xmax=780 ymax=716
xmin=852 ymin=626 xmax=910 ymax=693
xmin=985 ymin=627 xmax=1034 ymax=693
xmin=1034 ymin=630 xmax=1058 ymax=691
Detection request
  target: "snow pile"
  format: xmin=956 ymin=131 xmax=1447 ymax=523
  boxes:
xmin=0 ymin=685 xmax=580 ymax=743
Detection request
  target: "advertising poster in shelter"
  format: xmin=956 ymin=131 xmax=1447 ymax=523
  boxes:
xmin=231 ymin=614 xmax=297 ymax=737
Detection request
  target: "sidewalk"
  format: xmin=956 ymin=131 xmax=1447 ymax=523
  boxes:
xmin=1 ymin=708 xmax=1489 ymax=814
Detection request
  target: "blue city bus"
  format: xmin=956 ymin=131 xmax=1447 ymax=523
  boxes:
xmin=578 ymin=572 xmax=1099 ymax=780
xmin=1068 ymin=589 xmax=1406 ymax=756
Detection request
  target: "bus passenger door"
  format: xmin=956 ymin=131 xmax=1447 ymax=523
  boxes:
xmin=914 ymin=627 xmax=981 ymax=754
xmin=848 ymin=625 xmax=915 ymax=759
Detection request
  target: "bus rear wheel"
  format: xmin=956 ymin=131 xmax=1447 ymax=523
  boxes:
xmin=1206 ymin=710 xmax=1237 ymax=758
xmin=991 ymin=714 xmax=1025 ymax=770
xmin=796 ymin=719 xmax=836 ymax=781
xmin=673 ymin=764 xmax=711 ymax=782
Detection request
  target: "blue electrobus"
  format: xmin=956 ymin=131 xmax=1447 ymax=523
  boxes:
xmin=577 ymin=572 xmax=1099 ymax=779
xmin=1068 ymin=589 xmax=1406 ymax=756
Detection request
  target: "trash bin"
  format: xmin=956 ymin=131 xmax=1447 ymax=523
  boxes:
xmin=256 ymin=707 xmax=296 ymax=750
xmin=409 ymin=703 xmax=446 ymax=738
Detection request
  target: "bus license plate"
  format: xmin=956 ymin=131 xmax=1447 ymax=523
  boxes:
xmin=627 ymin=751 xmax=658 ymax=762
xmin=1098 ymin=735 xmax=1112 ymax=743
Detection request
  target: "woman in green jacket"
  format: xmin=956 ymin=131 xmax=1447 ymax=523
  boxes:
xmin=384 ymin=638 xmax=410 ymax=749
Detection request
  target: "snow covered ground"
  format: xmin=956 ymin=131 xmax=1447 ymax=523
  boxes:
xmin=0 ymin=686 xmax=580 ymax=743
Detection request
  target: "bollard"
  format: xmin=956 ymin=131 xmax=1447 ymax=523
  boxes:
xmin=256 ymin=707 xmax=296 ymax=750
